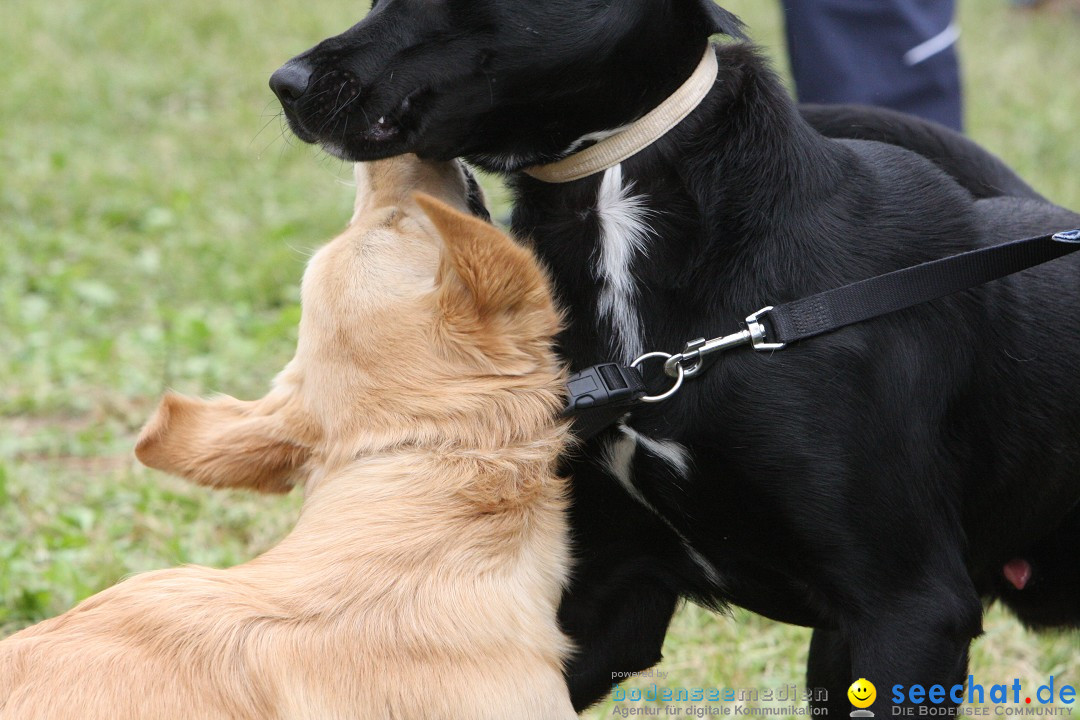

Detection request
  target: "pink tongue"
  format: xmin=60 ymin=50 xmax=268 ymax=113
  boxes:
xmin=1003 ymin=559 xmax=1032 ymax=590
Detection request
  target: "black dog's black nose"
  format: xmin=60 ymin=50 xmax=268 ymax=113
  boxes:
xmin=269 ymin=61 xmax=313 ymax=108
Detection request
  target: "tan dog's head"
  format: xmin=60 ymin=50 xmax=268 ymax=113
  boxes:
xmin=135 ymin=156 xmax=563 ymax=493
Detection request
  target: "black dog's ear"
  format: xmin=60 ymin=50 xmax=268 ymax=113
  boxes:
xmin=694 ymin=0 xmax=747 ymax=39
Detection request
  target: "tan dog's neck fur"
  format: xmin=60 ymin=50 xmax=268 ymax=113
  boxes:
xmin=0 ymin=155 xmax=577 ymax=720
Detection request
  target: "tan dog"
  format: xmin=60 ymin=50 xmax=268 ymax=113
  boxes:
xmin=0 ymin=157 xmax=577 ymax=720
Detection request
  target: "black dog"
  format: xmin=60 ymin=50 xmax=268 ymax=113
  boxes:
xmin=269 ymin=1 xmax=1080 ymax=714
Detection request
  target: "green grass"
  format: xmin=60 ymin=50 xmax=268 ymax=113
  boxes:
xmin=1 ymin=0 xmax=1078 ymax=716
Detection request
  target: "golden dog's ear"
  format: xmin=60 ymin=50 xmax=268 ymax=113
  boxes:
xmin=135 ymin=391 xmax=316 ymax=493
xmin=414 ymin=193 xmax=554 ymax=321
xmin=414 ymin=192 xmax=561 ymax=374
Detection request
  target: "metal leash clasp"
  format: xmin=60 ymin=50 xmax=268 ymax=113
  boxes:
xmin=632 ymin=307 xmax=784 ymax=403
xmin=661 ymin=306 xmax=785 ymax=379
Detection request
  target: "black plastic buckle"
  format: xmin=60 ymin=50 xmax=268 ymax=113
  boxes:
xmin=562 ymin=363 xmax=648 ymax=440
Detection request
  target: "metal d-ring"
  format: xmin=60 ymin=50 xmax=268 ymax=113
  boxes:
xmin=631 ymin=352 xmax=686 ymax=403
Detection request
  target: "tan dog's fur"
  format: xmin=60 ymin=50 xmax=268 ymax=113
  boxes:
xmin=0 ymin=157 xmax=577 ymax=720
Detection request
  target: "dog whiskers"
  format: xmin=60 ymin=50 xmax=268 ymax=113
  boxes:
xmin=285 ymin=243 xmax=319 ymax=260
xmin=326 ymin=93 xmax=360 ymax=133
xmin=251 ymin=110 xmax=285 ymax=148
xmin=313 ymin=83 xmax=350 ymax=138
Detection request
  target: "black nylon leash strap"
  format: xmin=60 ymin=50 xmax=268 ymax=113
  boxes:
xmin=563 ymin=228 xmax=1080 ymax=440
xmin=765 ymin=229 xmax=1080 ymax=346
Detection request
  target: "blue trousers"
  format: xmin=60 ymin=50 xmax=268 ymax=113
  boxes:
xmin=782 ymin=0 xmax=963 ymax=131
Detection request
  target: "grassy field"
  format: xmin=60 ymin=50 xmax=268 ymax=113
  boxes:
xmin=1 ymin=0 xmax=1078 ymax=716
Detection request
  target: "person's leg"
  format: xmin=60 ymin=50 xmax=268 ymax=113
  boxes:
xmin=782 ymin=0 xmax=963 ymax=131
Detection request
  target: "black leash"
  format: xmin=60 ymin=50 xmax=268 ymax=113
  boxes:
xmin=563 ymin=228 xmax=1080 ymax=440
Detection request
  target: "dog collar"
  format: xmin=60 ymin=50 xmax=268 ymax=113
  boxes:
xmin=524 ymin=46 xmax=718 ymax=184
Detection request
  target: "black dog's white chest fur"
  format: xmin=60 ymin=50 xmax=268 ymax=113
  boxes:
xmin=551 ymin=161 xmax=729 ymax=581
xmin=591 ymin=164 xmax=653 ymax=365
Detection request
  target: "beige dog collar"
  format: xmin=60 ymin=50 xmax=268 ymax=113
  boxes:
xmin=523 ymin=46 xmax=719 ymax=184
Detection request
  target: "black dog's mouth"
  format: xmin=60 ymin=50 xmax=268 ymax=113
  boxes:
xmin=282 ymin=78 xmax=422 ymax=160
xmin=361 ymin=113 xmax=403 ymax=143
xmin=359 ymin=92 xmax=421 ymax=145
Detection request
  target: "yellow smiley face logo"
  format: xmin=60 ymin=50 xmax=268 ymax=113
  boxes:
xmin=848 ymin=678 xmax=877 ymax=708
